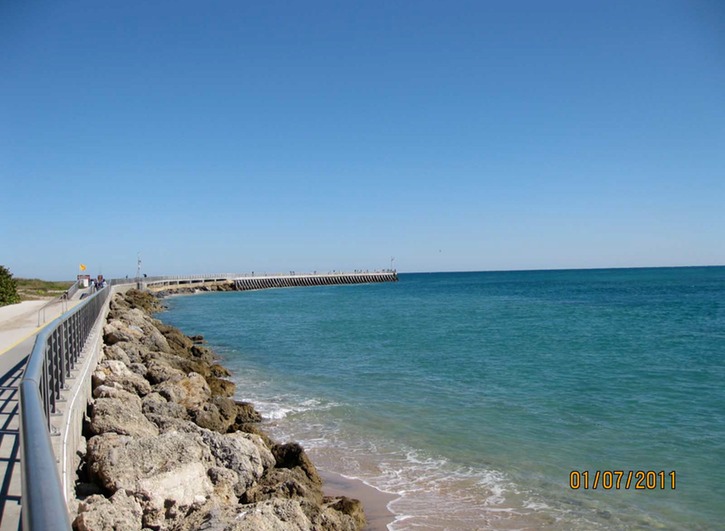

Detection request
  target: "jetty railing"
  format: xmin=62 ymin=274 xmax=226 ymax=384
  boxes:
xmin=19 ymin=285 xmax=111 ymax=531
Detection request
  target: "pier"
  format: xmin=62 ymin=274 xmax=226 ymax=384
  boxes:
xmin=234 ymin=272 xmax=397 ymax=290
xmin=134 ymin=271 xmax=398 ymax=292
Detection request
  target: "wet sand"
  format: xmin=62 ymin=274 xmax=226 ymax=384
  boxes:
xmin=320 ymin=470 xmax=398 ymax=531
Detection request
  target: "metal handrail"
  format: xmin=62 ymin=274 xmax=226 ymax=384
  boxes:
xmin=66 ymin=280 xmax=80 ymax=300
xmin=20 ymin=285 xmax=111 ymax=531
xmin=36 ymin=295 xmax=68 ymax=327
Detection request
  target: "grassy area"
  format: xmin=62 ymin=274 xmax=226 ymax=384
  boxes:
xmin=16 ymin=278 xmax=75 ymax=300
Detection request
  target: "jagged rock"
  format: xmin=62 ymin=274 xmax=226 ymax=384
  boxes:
xmin=73 ymin=489 xmax=143 ymax=531
xmin=210 ymin=363 xmax=232 ymax=377
xmin=141 ymin=392 xmax=188 ymax=420
xmin=206 ymin=466 xmax=239 ymax=505
xmin=323 ymin=496 xmax=367 ymax=530
xmin=200 ymin=429 xmax=273 ymax=495
xmin=92 ymin=385 xmax=138 ymax=401
xmin=272 ymin=443 xmax=321 ymax=485
xmin=208 ymin=376 xmax=236 ymax=398
xmin=103 ymin=319 xmax=144 ymax=346
xmin=116 ymin=307 xmax=150 ymax=329
xmin=90 ymin=396 xmax=159 ymax=438
xmin=103 ymin=344 xmax=131 ymax=365
xmin=144 ymin=326 xmax=172 ymax=354
xmin=124 ymin=288 xmax=164 ymax=313
xmin=235 ymin=401 xmax=263 ymax=423
xmin=147 ymin=414 xmax=204 ymax=434
xmin=172 ymin=499 xmax=313 ymax=531
xmin=107 ymin=341 xmax=151 ymax=365
xmin=87 ymin=431 xmax=215 ymax=528
xmin=92 ymin=360 xmax=152 ymax=396
xmin=191 ymin=396 xmax=238 ymax=432
xmin=154 ymin=351 xmax=214 ymax=380
xmin=156 ymin=322 xmax=195 ymax=353
xmin=156 ymin=372 xmax=211 ymax=410
xmin=190 ymin=344 xmax=215 ymax=362
xmin=193 ymin=402 xmax=231 ymax=432
xmin=145 ymin=360 xmax=185 ymax=384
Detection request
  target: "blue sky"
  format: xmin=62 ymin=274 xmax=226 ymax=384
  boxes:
xmin=2 ymin=1 xmax=723 ymax=279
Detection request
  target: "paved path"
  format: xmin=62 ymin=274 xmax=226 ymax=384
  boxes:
xmin=0 ymin=299 xmax=68 ymax=358
xmin=0 ymin=293 xmax=87 ymax=530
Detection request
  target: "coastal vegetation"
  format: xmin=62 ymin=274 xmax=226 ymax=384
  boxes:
xmin=0 ymin=265 xmax=21 ymax=306
xmin=15 ymin=277 xmax=74 ymax=300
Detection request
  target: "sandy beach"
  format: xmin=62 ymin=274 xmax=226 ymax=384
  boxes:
xmin=320 ymin=470 xmax=397 ymax=531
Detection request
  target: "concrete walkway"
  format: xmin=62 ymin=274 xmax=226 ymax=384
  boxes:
xmin=1 ymin=299 xmax=70 ymax=358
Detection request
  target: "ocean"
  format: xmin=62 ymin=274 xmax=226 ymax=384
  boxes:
xmin=160 ymin=267 xmax=724 ymax=530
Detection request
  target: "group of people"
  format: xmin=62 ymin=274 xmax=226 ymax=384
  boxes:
xmin=91 ymin=277 xmax=107 ymax=291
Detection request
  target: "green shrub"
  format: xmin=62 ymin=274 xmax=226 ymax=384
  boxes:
xmin=0 ymin=265 xmax=21 ymax=306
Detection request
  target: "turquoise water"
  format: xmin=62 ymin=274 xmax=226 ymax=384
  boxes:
xmin=162 ymin=268 xmax=725 ymax=530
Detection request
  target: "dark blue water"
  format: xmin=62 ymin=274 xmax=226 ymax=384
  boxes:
xmin=162 ymin=267 xmax=725 ymax=530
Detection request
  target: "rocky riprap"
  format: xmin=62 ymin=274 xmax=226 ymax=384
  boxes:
xmin=73 ymin=289 xmax=365 ymax=531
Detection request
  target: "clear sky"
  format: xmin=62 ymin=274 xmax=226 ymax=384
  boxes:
xmin=2 ymin=1 xmax=723 ymax=279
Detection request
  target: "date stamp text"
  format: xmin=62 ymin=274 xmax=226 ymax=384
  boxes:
xmin=569 ymin=470 xmax=676 ymax=490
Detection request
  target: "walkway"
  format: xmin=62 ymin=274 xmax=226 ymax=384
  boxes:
xmin=0 ymin=294 xmax=86 ymax=530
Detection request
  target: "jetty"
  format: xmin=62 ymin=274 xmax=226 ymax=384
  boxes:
xmin=134 ymin=271 xmax=397 ymax=292
xmin=0 ymin=270 xmax=397 ymax=530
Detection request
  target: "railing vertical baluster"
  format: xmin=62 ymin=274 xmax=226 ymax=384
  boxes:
xmin=21 ymin=285 xmax=113 ymax=530
xmin=56 ymin=321 xmax=70 ymax=398
xmin=41 ymin=355 xmax=50 ymax=430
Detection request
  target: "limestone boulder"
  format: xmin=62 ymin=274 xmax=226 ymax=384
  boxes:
xmin=143 ymin=325 xmax=172 ymax=354
xmin=141 ymin=392 xmax=188 ymax=421
xmin=92 ymin=385 xmax=138 ymax=401
xmin=155 ymin=322 xmax=195 ymax=354
xmin=243 ymin=467 xmax=321 ymax=506
xmin=206 ymin=466 xmax=239 ymax=505
xmin=320 ymin=497 xmax=366 ymax=531
xmin=145 ymin=360 xmax=185 ymax=385
xmin=273 ymin=442 xmax=321 ymax=486
xmin=156 ymin=372 xmax=210 ymax=410
xmin=208 ymin=376 xmax=236 ymax=398
xmin=234 ymin=401 xmax=263 ymax=424
xmin=92 ymin=360 xmax=152 ymax=396
xmin=103 ymin=319 xmax=144 ymax=346
xmin=86 ymin=432 xmax=215 ymax=514
xmin=89 ymin=396 xmax=159 ymax=438
xmin=73 ymin=489 xmax=143 ymax=531
xmin=116 ymin=307 xmax=151 ymax=329
xmin=123 ymin=288 xmax=164 ymax=314
xmin=191 ymin=396 xmax=239 ymax=433
xmin=173 ymin=499 xmax=313 ymax=531
xmin=200 ymin=429 xmax=273 ymax=495
xmin=102 ymin=344 xmax=131 ymax=366
xmin=107 ymin=341 xmax=152 ymax=365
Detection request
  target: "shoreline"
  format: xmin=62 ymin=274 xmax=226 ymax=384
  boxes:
xmin=320 ymin=470 xmax=397 ymax=531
